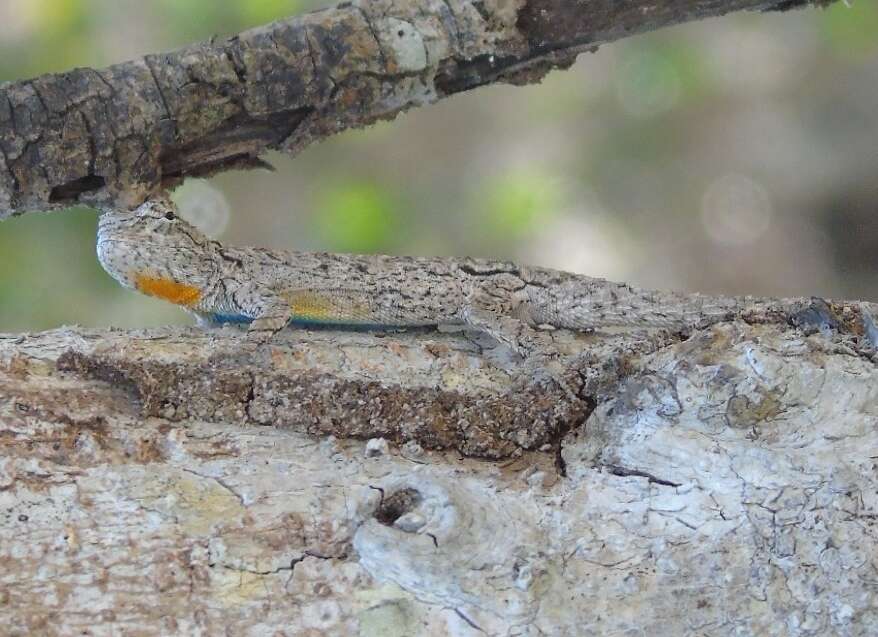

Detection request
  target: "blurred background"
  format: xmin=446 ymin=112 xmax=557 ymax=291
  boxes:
xmin=0 ymin=0 xmax=876 ymax=331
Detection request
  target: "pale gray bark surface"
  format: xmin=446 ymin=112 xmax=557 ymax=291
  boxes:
xmin=2 ymin=313 xmax=878 ymax=635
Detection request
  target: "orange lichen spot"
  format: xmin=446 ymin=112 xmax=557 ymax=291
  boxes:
xmin=135 ymin=274 xmax=202 ymax=307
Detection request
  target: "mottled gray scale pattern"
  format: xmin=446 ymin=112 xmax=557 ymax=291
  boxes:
xmin=97 ymin=199 xmax=793 ymax=354
xmin=525 ymin=283 xmax=738 ymax=330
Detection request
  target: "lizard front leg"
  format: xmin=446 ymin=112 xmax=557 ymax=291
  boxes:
xmin=247 ymin=297 xmax=296 ymax=342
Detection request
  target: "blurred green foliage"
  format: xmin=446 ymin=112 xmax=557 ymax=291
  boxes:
xmin=0 ymin=0 xmax=308 ymax=77
xmin=313 ymin=182 xmax=406 ymax=253
xmin=154 ymin=0 xmax=305 ymax=42
xmin=478 ymin=170 xmax=562 ymax=243
xmin=821 ymin=0 xmax=878 ymax=58
xmin=0 ymin=208 xmax=119 ymax=329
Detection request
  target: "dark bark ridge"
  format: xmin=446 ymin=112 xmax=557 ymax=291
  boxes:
xmin=0 ymin=0 xmax=834 ymax=217
xmin=3 ymin=323 xmax=695 ymax=460
xmin=50 ymin=328 xmax=613 ymax=460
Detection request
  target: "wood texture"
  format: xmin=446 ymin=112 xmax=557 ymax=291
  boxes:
xmin=0 ymin=0 xmax=835 ymax=217
xmin=3 ymin=312 xmax=877 ymax=635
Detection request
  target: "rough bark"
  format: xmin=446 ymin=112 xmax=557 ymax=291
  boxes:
xmin=0 ymin=0 xmax=835 ymax=217
xmin=1 ymin=0 xmax=868 ymax=633
xmin=3 ymin=296 xmax=878 ymax=635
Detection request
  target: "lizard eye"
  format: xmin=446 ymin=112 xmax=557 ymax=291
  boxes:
xmin=164 ymin=211 xmax=176 ymax=221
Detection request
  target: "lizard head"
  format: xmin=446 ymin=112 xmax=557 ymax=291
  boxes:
xmin=97 ymin=199 xmax=219 ymax=308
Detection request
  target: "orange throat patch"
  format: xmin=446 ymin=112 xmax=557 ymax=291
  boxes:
xmin=134 ymin=274 xmax=202 ymax=307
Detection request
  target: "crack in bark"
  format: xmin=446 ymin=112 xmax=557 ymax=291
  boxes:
xmin=222 ymin=44 xmax=248 ymax=86
xmin=303 ymin=26 xmax=339 ymax=97
xmin=0 ymin=144 xmax=20 ymax=202
xmin=90 ymin=68 xmax=118 ymax=100
xmin=143 ymin=55 xmax=178 ymax=141
xmin=49 ymin=175 xmax=107 ymax=204
xmin=438 ymin=0 xmax=463 ymax=51
xmin=181 ymin=468 xmax=245 ymax=506
xmin=354 ymin=5 xmax=390 ymax=73
xmin=27 ymin=82 xmax=50 ymax=116
xmin=454 ymin=607 xmax=486 ymax=633
xmin=603 ymin=464 xmax=683 ymax=487
xmin=4 ymin=92 xmax=18 ymax=139
xmin=79 ymin=109 xmax=97 ymax=178
xmin=157 ymin=106 xmax=312 ymax=180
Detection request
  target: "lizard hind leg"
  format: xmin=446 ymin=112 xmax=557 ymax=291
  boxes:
xmin=461 ymin=304 xmax=547 ymax=360
xmin=462 ymin=304 xmax=583 ymax=400
xmin=462 ymin=292 xmax=586 ymax=400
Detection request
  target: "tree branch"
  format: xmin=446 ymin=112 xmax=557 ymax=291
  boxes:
xmin=0 ymin=0 xmax=835 ymax=217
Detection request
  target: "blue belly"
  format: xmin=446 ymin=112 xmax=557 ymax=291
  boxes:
xmin=209 ymin=313 xmax=254 ymax=325
xmin=207 ymin=313 xmax=420 ymax=332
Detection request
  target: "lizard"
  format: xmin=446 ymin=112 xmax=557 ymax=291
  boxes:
xmin=96 ymin=198 xmax=802 ymax=357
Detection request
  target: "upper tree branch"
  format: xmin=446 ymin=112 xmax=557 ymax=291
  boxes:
xmin=0 ymin=0 xmax=834 ymax=217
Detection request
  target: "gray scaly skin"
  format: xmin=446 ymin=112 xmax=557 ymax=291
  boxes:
xmin=97 ymin=199 xmax=792 ymax=355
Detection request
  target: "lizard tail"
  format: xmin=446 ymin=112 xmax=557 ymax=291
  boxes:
xmin=523 ymin=285 xmax=746 ymax=332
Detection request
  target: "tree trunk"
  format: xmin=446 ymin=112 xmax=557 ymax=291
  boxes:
xmin=2 ymin=306 xmax=877 ymax=635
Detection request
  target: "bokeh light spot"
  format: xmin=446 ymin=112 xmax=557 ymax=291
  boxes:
xmin=173 ymin=180 xmax=231 ymax=237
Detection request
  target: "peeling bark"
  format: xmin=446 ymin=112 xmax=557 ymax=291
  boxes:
xmin=0 ymin=0 xmax=836 ymax=217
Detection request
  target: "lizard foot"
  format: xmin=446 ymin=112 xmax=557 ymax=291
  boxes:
xmin=246 ymin=312 xmax=293 ymax=344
